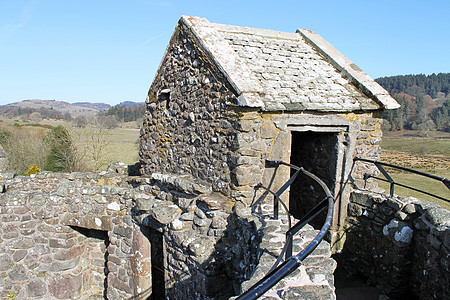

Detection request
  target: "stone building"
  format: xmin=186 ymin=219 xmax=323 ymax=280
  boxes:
xmin=140 ymin=16 xmax=399 ymax=250
xmin=1 ymin=16 xmax=447 ymax=300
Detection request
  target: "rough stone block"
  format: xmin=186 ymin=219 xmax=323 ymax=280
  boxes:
xmin=151 ymin=201 xmax=182 ymax=225
xmin=26 ymin=279 xmax=47 ymax=298
xmin=350 ymin=191 xmax=373 ymax=207
xmin=386 ymin=197 xmax=404 ymax=211
xmin=425 ymin=207 xmax=450 ymax=226
xmin=347 ymin=203 xmax=363 ymax=217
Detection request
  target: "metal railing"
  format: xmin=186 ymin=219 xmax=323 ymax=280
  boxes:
xmin=355 ymin=157 xmax=450 ymax=202
xmin=236 ymin=160 xmax=335 ymax=300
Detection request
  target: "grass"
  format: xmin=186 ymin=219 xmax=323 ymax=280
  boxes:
xmin=379 ymin=131 xmax=450 ymax=209
xmin=103 ymin=128 xmax=140 ymax=166
xmin=382 ymin=136 xmax=450 ymax=156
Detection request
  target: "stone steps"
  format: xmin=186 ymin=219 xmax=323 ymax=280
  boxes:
xmin=237 ymin=202 xmax=336 ymax=299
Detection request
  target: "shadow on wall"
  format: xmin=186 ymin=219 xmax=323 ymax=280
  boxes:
xmin=139 ymin=210 xmax=263 ymax=300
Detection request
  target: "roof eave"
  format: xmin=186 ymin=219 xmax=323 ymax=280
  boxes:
xmin=297 ymin=29 xmax=400 ymax=110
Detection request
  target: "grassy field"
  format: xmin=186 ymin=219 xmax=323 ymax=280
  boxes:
xmin=104 ymin=128 xmax=140 ymax=166
xmin=380 ymin=131 xmax=450 ymax=209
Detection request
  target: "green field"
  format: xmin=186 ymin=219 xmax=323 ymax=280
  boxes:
xmin=379 ymin=131 xmax=450 ymax=209
xmin=104 ymin=128 xmax=140 ymax=166
xmin=382 ymin=136 xmax=450 ymax=157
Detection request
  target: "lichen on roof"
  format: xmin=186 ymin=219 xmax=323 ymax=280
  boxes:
xmin=177 ymin=16 xmax=399 ymax=112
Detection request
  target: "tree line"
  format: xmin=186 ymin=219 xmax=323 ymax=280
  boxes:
xmin=376 ymin=73 xmax=450 ymax=133
xmin=376 ymin=73 xmax=450 ymax=98
xmin=99 ymin=104 xmax=146 ymax=122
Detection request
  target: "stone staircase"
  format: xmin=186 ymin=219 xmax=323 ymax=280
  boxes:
xmin=237 ymin=200 xmax=336 ymax=299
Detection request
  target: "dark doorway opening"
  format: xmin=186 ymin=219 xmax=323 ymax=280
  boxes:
xmin=289 ymin=131 xmax=338 ymax=228
xmin=140 ymin=226 xmax=165 ymax=300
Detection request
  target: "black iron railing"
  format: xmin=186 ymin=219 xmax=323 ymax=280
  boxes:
xmin=237 ymin=160 xmax=335 ymax=300
xmin=355 ymin=157 xmax=450 ymax=202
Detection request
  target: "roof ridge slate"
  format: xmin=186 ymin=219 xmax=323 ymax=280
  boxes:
xmin=181 ymin=16 xmax=265 ymax=108
xmin=178 ymin=16 xmax=399 ymax=111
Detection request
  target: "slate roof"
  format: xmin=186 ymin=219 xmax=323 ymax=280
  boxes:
xmin=179 ymin=16 xmax=399 ymax=112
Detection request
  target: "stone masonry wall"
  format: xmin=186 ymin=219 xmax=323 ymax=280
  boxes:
xmin=341 ymin=190 xmax=449 ymax=299
xmin=0 ymin=166 xmax=151 ymax=299
xmin=0 ymin=163 xmax=340 ymax=299
xmin=140 ymin=21 xmax=239 ymax=195
xmin=133 ymin=172 xmax=262 ymax=299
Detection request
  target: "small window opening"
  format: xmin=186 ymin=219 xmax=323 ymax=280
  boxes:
xmin=158 ymin=89 xmax=171 ymax=109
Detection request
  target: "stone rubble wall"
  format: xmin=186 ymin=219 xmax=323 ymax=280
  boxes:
xmin=133 ymin=172 xmax=262 ymax=299
xmin=140 ymin=21 xmax=239 ymax=195
xmin=0 ymin=166 xmax=149 ymax=299
xmin=341 ymin=190 xmax=450 ymax=299
xmin=0 ymin=164 xmax=340 ymax=299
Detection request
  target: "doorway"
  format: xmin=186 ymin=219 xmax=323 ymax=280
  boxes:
xmin=289 ymin=131 xmax=339 ymax=227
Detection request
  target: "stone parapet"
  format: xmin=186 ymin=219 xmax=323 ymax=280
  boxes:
xmin=0 ymin=169 xmax=139 ymax=299
xmin=341 ymin=190 xmax=449 ymax=299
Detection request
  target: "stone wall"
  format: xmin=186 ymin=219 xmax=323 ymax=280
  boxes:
xmin=133 ymin=172 xmax=262 ymax=299
xmin=140 ymin=21 xmax=239 ymax=195
xmin=341 ymin=190 xmax=450 ymax=299
xmin=0 ymin=165 xmax=340 ymax=299
xmin=0 ymin=167 xmax=150 ymax=299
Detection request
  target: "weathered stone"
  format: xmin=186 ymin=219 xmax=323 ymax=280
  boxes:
xmin=193 ymin=215 xmax=210 ymax=227
xmin=27 ymin=279 xmax=47 ymax=297
xmin=12 ymin=249 xmax=27 ymax=262
xmin=211 ymin=216 xmax=227 ymax=229
xmin=151 ymin=201 xmax=182 ymax=225
xmin=403 ymin=203 xmax=416 ymax=215
xmin=49 ymin=275 xmax=82 ymax=299
xmin=425 ymin=207 xmax=450 ymax=225
xmin=180 ymin=212 xmax=195 ymax=221
xmin=348 ymin=203 xmax=363 ymax=217
xmin=386 ymin=197 xmax=405 ymax=211
xmin=8 ymin=263 xmax=27 ymax=281
xmin=395 ymin=211 xmax=409 ymax=221
xmin=0 ymin=254 xmax=14 ymax=271
xmin=151 ymin=173 xmax=212 ymax=195
xmin=54 ymin=245 xmax=85 ymax=261
xmin=49 ymin=238 xmax=76 ymax=249
xmin=49 ymin=257 xmax=80 ymax=272
xmin=188 ymin=237 xmax=215 ymax=259
xmin=11 ymin=237 xmax=35 ymax=249
xmin=136 ymin=196 xmax=155 ymax=211
xmin=260 ymin=122 xmax=278 ymax=139
xmin=351 ymin=191 xmax=374 ymax=207
xmin=114 ymin=225 xmax=133 ymax=238
xmin=197 ymin=192 xmax=234 ymax=213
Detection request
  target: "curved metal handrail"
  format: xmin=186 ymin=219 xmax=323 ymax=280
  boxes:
xmin=253 ymin=183 xmax=293 ymax=233
xmin=236 ymin=160 xmax=335 ymax=300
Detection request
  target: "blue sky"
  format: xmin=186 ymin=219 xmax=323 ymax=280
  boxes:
xmin=1 ymin=0 xmax=449 ymax=105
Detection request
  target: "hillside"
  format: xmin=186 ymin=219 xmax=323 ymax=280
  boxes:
xmin=375 ymin=73 xmax=450 ymax=132
xmin=0 ymin=99 xmax=110 ymax=118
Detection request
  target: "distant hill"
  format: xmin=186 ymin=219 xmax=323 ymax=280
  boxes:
xmin=375 ymin=73 xmax=450 ymax=132
xmin=0 ymin=99 xmax=110 ymax=118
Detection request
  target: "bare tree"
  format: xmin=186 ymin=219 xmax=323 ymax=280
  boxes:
xmin=69 ymin=116 xmax=111 ymax=171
